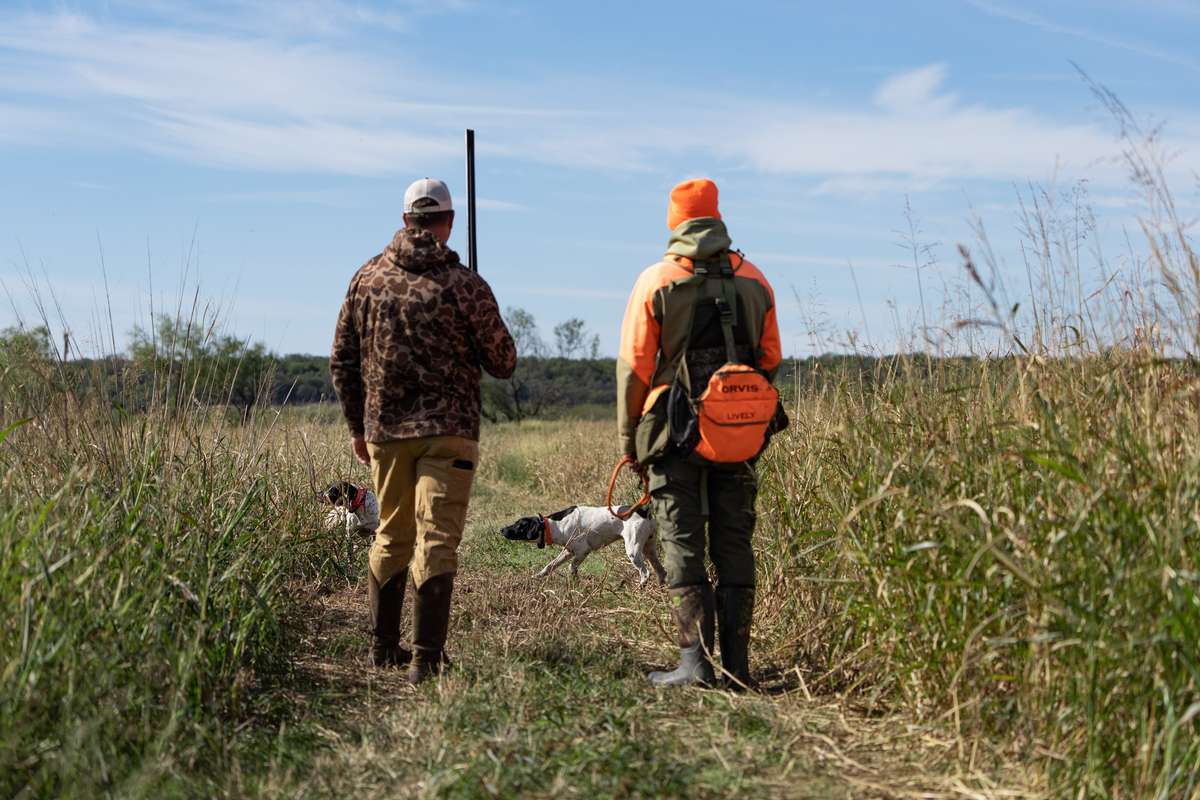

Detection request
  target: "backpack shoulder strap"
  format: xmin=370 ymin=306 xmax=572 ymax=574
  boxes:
xmin=665 ymin=251 xmax=752 ymax=382
xmin=692 ymin=253 xmax=742 ymax=365
xmin=664 ymin=256 xmax=708 ymax=362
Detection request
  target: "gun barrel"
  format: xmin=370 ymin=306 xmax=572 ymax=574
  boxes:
xmin=465 ymin=129 xmax=478 ymax=272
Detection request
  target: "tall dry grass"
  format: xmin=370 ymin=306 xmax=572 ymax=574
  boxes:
xmin=0 ymin=303 xmax=358 ymax=796
xmin=755 ymin=101 xmax=1200 ymax=797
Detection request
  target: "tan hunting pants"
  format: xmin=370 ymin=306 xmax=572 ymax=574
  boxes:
xmin=367 ymin=435 xmax=479 ymax=589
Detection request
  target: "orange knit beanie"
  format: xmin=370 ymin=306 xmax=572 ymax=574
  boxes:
xmin=667 ymin=178 xmax=721 ymax=230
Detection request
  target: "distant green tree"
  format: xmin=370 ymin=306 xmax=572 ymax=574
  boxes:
xmin=128 ymin=317 xmax=275 ymax=417
xmin=506 ymin=307 xmax=546 ymax=358
xmin=0 ymin=324 xmax=52 ymax=365
xmin=483 ymin=307 xmax=555 ymax=422
xmin=0 ymin=324 xmax=55 ymax=417
xmin=272 ymin=353 xmax=335 ymax=404
xmin=553 ymin=318 xmax=601 ymax=359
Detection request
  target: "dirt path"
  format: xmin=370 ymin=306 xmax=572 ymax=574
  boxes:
xmin=258 ymin=444 xmax=1042 ymax=799
xmin=274 ymin=565 xmax=1040 ymax=799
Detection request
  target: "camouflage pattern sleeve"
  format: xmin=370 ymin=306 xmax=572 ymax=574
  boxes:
xmin=462 ymin=273 xmax=516 ymax=379
xmin=329 ymin=278 xmax=366 ymax=437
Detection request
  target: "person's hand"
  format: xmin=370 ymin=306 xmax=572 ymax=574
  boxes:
xmin=352 ymin=435 xmax=370 ymax=467
xmin=625 ymin=452 xmax=646 ymax=479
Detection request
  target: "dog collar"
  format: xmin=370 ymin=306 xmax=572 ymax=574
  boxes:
xmin=349 ymin=489 xmax=366 ymax=513
xmin=540 ymin=516 xmax=552 ymax=550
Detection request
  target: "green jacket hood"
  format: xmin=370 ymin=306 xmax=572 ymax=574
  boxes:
xmin=665 ymin=217 xmax=732 ymax=261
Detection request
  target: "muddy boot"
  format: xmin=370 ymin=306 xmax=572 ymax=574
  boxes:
xmin=406 ymin=574 xmax=453 ymax=686
xmin=368 ymin=570 xmax=412 ymax=668
xmin=716 ymin=585 xmax=755 ymax=691
xmin=648 ymin=583 xmax=716 ymax=688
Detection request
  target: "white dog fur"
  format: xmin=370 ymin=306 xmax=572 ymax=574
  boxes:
xmin=322 ymin=486 xmax=380 ymax=538
xmin=535 ymin=506 xmax=666 ymax=585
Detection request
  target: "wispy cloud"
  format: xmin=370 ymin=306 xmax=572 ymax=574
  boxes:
xmin=105 ymin=0 xmax=475 ymax=37
xmin=965 ymin=0 xmax=1200 ymax=73
xmin=810 ymin=175 xmax=942 ymax=198
xmin=873 ymin=63 xmax=957 ymax=115
xmin=0 ymin=103 xmax=77 ymax=144
xmin=0 ymin=8 xmax=583 ymax=174
xmin=143 ymin=110 xmax=459 ymax=174
xmin=1 ymin=7 xmax=1198 ymax=191
xmin=721 ymin=62 xmax=1200 ymax=190
xmin=724 ymin=68 xmax=1124 ymax=182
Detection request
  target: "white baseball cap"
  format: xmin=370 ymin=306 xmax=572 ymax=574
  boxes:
xmin=403 ymin=178 xmax=453 ymax=214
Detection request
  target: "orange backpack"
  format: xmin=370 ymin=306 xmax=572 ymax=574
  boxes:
xmin=668 ymin=254 xmax=781 ymax=463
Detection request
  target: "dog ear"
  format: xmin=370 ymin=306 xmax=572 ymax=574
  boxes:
xmin=634 ymin=506 xmax=651 ymax=520
xmin=546 ymin=506 xmax=577 ymax=522
xmin=345 ymin=484 xmax=358 ymax=505
xmin=527 ymin=518 xmax=545 ymax=540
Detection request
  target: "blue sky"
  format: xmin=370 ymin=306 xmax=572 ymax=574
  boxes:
xmin=1 ymin=0 xmax=1198 ymax=357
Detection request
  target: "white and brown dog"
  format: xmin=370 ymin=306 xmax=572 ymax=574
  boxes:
xmin=500 ymin=505 xmax=666 ymax=585
xmin=320 ymin=481 xmax=380 ymax=538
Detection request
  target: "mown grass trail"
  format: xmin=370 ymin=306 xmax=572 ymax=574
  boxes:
xmin=262 ymin=420 xmax=1040 ymax=799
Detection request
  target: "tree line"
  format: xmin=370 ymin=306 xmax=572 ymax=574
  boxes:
xmin=0 ymin=309 xmax=615 ymax=420
xmin=2 ymin=314 xmax=981 ymax=423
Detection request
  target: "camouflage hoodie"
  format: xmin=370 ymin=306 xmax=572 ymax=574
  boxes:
xmin=330 ymin=228 xmax=516 ymax=443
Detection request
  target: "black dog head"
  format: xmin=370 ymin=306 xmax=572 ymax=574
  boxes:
xmin=320 ymin=481 xmax=359 ymax=508
xmin=500 ymin=515 xmax=545 ymax=547
xmin=499 ymin=507 xmax=577 ymax=550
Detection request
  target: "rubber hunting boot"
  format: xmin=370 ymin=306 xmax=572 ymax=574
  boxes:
xmin=368 ymin=570 xmax=412 ymax=668
xmin=406 ymin=573 xmax=453 ymax=686
xmin=648 ymin=582 xmax=716 ymax=688
xmin=716 ymin=585 xmax=755 ymax=691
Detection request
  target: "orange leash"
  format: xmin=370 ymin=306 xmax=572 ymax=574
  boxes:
xmin=607 ymin=455 xmax=651 ymax=520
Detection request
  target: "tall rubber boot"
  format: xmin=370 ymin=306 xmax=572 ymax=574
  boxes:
xmin=716 ymin=585 xmax=755 ymax=691
xmin=368 ymin=570 xmax=412 ymax=667
xmin=406 ymin=573 xmax=453 ymax=686
xmin=648 ymin=583 xmax=716 ymax=688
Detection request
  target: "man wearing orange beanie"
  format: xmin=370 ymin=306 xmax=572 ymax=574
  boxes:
xmin=617 ymin=179 xmax=784 ymax=689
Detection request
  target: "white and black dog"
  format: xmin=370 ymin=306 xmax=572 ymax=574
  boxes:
xmin=500 ymin=505 xmax=666 ymax=585
xmin=320 ymin=481 xmax=380 ymax=538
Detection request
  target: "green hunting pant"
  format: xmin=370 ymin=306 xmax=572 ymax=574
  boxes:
xmin=648 ymin=455 xmax=758 ymax=589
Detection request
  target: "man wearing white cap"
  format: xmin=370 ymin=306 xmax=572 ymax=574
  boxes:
xmin=331 ymin=178 xmax=516 ymax=684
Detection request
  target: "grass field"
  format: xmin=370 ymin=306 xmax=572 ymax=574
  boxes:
xmin=0 ymin=388 xmax=1048 ymax=799
xmin=5 ymin=354 xmax=1198 ymax=798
